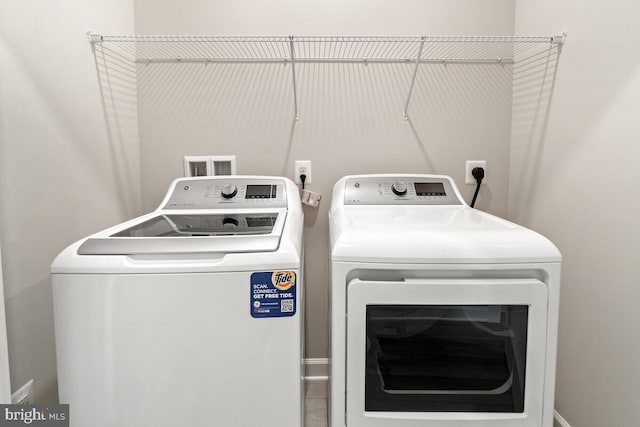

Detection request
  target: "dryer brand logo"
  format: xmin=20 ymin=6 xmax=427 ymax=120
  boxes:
xmin=272 ymin=271 xmax=295 ymax=290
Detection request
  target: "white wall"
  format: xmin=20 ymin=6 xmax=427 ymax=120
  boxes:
xmin=0 ymin=0 xmax=140 ymax=402
xmin=3 ymin=2 xmax=635 ymax=424
xmin=132 ymin=0 xmax=516 ymax=359
xmin=512 ymin=1 xmax=640 ymax=425
xmin=0 ymin=246 xmax=10 ymax=402
xmin=134 ymin=0 xmax=514 ymax=36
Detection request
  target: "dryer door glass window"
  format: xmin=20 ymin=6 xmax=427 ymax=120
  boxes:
xmin=365 ymin=305 xmax=528 ymax=413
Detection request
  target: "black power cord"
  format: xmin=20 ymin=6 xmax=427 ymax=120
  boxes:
xmin=300 ymin=174 xmax=307 ymax=190
xmin=470 ymin=167 xmax=485 ymax=208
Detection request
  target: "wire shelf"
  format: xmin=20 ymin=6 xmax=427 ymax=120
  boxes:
xmin=89 ymin=32 xmax=565 ymax=119
xmin=90 ymin=33 xmax=564 ymax=64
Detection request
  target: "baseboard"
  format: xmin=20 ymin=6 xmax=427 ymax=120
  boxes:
xmin=303 ymin=358 xmax=328 ymax=399
xmin=554 ymin=410 xmax=571 ymax=427
xmin=303 ymin=358 xmax=329 ymax=380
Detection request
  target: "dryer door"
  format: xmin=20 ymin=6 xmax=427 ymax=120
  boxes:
xmin=346 ymin=278 xmax=548 ymax=427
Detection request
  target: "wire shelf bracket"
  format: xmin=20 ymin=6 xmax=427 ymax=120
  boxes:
xmin=288 ymin=36 xmax=299 ymax=121
xmin=403 ymin=36 xmax=426 ymax=121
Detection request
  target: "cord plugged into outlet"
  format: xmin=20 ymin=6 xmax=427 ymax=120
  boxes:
xmin=465 ymin=160 xmax=487 ymax=208
xmin=470 ymin=167 xmax=485 ymax=208
xmin=294 ymin=161 xmax=312 ymax=186
xmin=294 ymin=160 xmax=321 ymax=208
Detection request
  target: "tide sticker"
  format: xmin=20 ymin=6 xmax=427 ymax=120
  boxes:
xmin=250 ymin=271 xmax=297 ymax=318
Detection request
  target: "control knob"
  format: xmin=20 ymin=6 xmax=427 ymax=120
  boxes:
xmin=391 ymin=181 xmax=408 ymax=196
xmin=222 ymin=217 xmax=239 ymax=228
xmin=221 ymin=184 xmax=238 ymax=199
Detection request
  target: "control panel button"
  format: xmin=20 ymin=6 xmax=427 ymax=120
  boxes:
xmin=391 ymin=181 xmax=408 ymax=196
xmin=221 ymin=184 xmax=238 ymax=199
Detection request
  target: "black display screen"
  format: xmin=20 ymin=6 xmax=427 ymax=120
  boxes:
xmin=245 ymin=185 xmax=276 ymax=199
xmin=414 ymin=182 xmax=446 ymax=196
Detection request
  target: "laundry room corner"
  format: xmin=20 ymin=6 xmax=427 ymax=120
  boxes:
xmin=511 ymin=0 xmax=640 ymax=426
xmin=0 ymin=0 xmax=140 ymax=403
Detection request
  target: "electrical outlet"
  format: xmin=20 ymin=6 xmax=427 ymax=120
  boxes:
xmin=294 ymin=160 xmax=312 ymax=185
xmin=465 ymin=160 xmax=487 ymax=184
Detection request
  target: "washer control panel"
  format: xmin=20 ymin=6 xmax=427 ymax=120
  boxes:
xmin=163 ymin=178 xmax=287 ymax=209
xmin=344 ymin=176 xmax=462 ymax=205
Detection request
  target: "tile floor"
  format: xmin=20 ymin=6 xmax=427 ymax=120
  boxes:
xmin=304 ymin=381 xmax=328 ymax=427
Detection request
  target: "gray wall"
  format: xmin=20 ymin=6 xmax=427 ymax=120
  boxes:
xmin=133 ymin=0 xmax=516 ymax=359
xmin=513 ymin=0 xmax=640 ymax=425
xmin=0 ymin=0 xmax=140 ymax=402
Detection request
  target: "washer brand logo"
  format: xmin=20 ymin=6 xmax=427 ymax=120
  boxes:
xmin=0 ymin=405 xmax=68 ymax=426
xmin=272 ymin=271 xmax=295 ymax=290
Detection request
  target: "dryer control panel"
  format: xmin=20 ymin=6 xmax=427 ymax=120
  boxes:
xmin=163 ymin=178 xmax=287 ymax=209
xmin=344 ymin=175 xmax=463 ymax=205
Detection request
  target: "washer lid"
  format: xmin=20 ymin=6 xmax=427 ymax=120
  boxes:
xmin=77 ymin=211 xmax=285 ymax=255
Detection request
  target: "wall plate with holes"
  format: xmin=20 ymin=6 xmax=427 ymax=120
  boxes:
xmin=184 ymin=156 xmax=211 ymax=177
xmin=211 ymin=155 xmax=236 ymax=176
xmin=183 ymin=155 xmax=237 ymax=177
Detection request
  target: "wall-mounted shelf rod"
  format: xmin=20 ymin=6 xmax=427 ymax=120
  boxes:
xmin=89 ymin=33 xmax=564 ymax=64
xmin=133 ymin=57 xmax=516 ymax=65
xmin=89 ymin=33 xmax=565 ymax=45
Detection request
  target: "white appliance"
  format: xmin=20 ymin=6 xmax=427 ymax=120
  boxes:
xmin=52 ymin=176 xmax=304 ymax=427
xmin=329 ymin=174 xmax=561 ymax=427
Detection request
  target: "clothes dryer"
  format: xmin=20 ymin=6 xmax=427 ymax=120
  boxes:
xmin=329 ymin=174 xmax=561 ymax=427
xmin=52 ymin=176 xmax=303 ymax=427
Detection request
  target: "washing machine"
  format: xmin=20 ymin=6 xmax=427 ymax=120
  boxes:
xmin=52 ymin=176 xmax=304 ymax=427
xmin=329 ymin=174 xmax=561 ymax=427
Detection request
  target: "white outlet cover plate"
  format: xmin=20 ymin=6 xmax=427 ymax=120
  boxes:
xmin=465 ymin=160 xmax=487 ymax=184
xmin=294 ymin=160 xmax=312 ymax=184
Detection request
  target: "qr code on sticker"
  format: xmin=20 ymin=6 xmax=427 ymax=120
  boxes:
xmin=281 ymin=299 xmax=294 ymax=313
